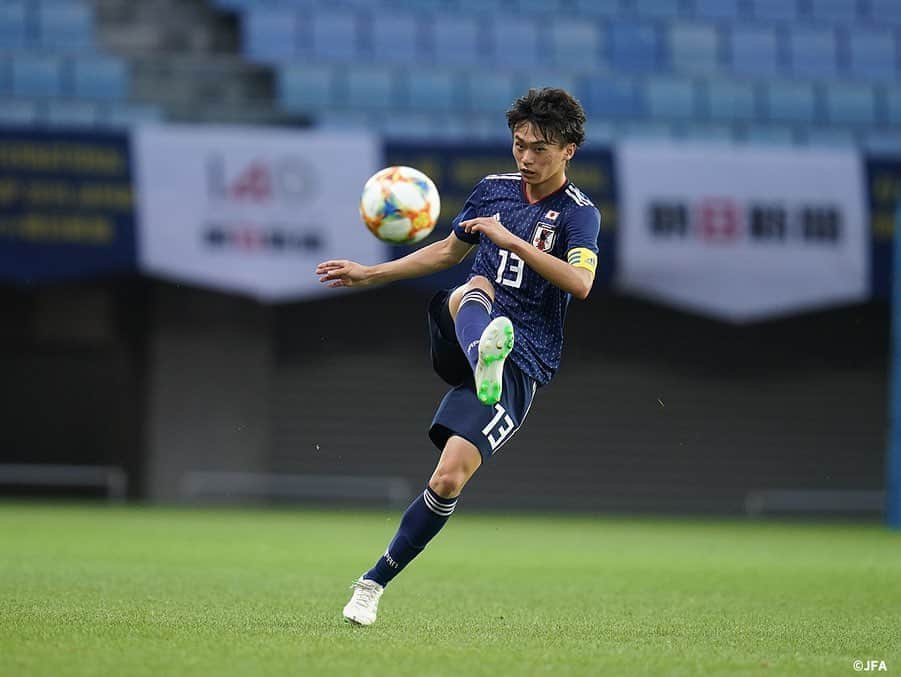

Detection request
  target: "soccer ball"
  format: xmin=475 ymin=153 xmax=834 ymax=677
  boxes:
xmin=360 ymin=166 xmax=441 ymax=244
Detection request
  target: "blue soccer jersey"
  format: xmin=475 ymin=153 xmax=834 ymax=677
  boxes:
xmin=451 ymin=173 xmax=601 ymax=385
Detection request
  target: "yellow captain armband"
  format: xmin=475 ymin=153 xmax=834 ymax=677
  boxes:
xmin=567 ymin=247 xmax=598 ymax=273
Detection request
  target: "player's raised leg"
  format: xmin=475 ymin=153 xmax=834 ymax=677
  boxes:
xmin=449 ymin=276 xmax=515 ymax=406
xmin=343 ymin=436 xmax=482 ymax=626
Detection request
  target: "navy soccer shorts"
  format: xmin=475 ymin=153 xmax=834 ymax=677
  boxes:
xmin=426 ymin=290 xmax=537 ymax=461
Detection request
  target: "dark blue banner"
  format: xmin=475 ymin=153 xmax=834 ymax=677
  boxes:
xmin=384 ymin=142 xmax=617 ymax=291
xmin=0 ymin=129 xmax=135 ymax=284
xmin=865 ymin=158 xmax=899 ymax=300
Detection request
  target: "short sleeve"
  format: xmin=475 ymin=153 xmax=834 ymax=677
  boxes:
xmin=451 ymin=180 xmax=485 ymax=245
xmin=563 ymin=205 xmax=601 ymax=253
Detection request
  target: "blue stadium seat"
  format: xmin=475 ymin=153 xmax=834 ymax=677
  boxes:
xmin=694 ymin=0 xmax=743 ymax=21
xmin=750 ymin=0 xmax=800 ymax=22
xmin=514 ymin=0 xmax=568 ymax=14
xmin=405 ymin=69 xmax=458 ymax=112
xmin=807 ymin=0 xmax=860 ymax=23
xmin=634 ymin=0 xmax=682 ymax=18
xmin=888 ymin=90 xmax=901 ymax=126
xmin=744 ymin=125 xmax=797 ymax=145
xmin=0 ymin=99 xmax=37 ymax=125
xmin=765 ymin=81 xmax=816 ymax=123
xmin=803 ymin=128 xmax=855 ymax=146
xmin=789 ymin=28 xmax=838 ymax=79
xmin=455 ymin=0 xmax=505 ymax=14
xmin=677 ymin=124 xmax=736 ymax=142
xmin=824 ymin=83 xmax=875 ymax=125
xmin=521 ymin=72 xmax=578 ymax=95
xmin=619 ymin=121 xmax=675 ymax=140
xmin=669 ymin=22 xmax=721 ymax=75
xmin=12 ymin=54 xmax=64 ymax=98
xmin=464 ymin=71 xmax=518 ymax=114
xmin=44 ymin=100 xmax=99 ymax=128
xmin=580 ymin=77 xmax=642 ymax=119
xmin=38 ymin=1 xmax=94 ymax=51
xmin=847 ymin=31 xmax=897 ymax=81
xmin=429 ymin=15 xmax=481 ymax=66
xmin=103 ymin=102 xmax=164 ymax=129
xmin=863 ymin=131 xmax=901 ymax=155
xmin=704 ymin=80 xmax=757 ymax=121
xmin=730 ymin=26 xmax=782 ymax=77
xmin=278 ymin=64 xmax=339 ymax=112
xmin=309 ymin=11 xmax=358 ymax=63
xmin=570 ymin=0 xmax=623 ymax=17
xmin=242 ymin=7 xmax=298 ymax=63
xmin=868 ymin=0 xmax=901 ymax=24
xmin=378 ymin=112 xmax=441 ymax=140
xmin=71 ymin=55 xmax=128 ymax=100
xmin=609 ymin=20 xmax=661 ymax=72
xmin=0 ymin=0 xmax=27 ymax=50
xmin=645 ymin=78 xmax=697 ymax=119
xmin=489 ymin=17 xmax=540 ymax=68
xmin=549 ymin=19 xmax=603 ymax=69
xmin=369 ymin=12 xmax=423 ymax=65
xmin=345 ymin=66 xmax=397 ymax=111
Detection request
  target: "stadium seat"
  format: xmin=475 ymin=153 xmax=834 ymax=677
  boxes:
xmin=744 ymin=125 xmax=797 ymax=145
xmin=570 ymin=0 xmax=623 ymax=17
xmin=489 ymin=17 xmax=540 ymax=68
xmin=884 ymin=89 xmax=901 ymax=126
xmin=521 ymin=72 xmax=578 ymax=95
xmin=867 ymin=0 xmax=901 ymax=24
xmin=464 ymin=71 xmax=518 ymax=114
xmin=619 ymin=121 xmax=675 ymax=140
xmin=514 ymin=0 xmax=568 ymax=14
xmin=645 ymin=78 xmax=697 ymax=120
xmin=278 ymin=64 xmax=339 ymax=112
xmin=103 ymin=102 xmax=164 ymax=129
xmin=0 ymin=0 xmax=27 ymax=50
xmin=750 ymin=0 xmax=800 ymax=22
xmin=609 ymin=20 xmax=661 ymax=72
xmin=548 ymin=19 xmax=603 ymax=69
xmin=455 ymin=0 xmax=506 ymax=14
xmin=378 ymin=112 xmax=440 ymax=140
xmin=71 ymin=56 xmax=128 ymax=100
xmin=677 ymin=124 xmax=735 ymax=142
xmin=847 ymin=31 xmax=897 ymax=81
xmin=580 ymin=77 xmax=642 ymax=119
xmin=429 ymin=15 xmax=482 ymax=67
xmin=807 ymin=0 xmax=860 ymax=23
xmin=824 ymin=83 xmax=875 ymax=125
xmin=804 ymin=128 xmax=855 ymax=146
xmin=788 ymin=28 xmax=838 ymax=79
xmin=345 ymin=66 xmax=398 ymax=111
xmin=12 ymin=53 xmax=64 ymax=98
xmin=242 ymin=7 xmax=299 ymax=63
xmin=44 ymin=99 xmax=99 ymax=128
xmin=694 ymin=0 xmax=743 ymax=21
xmin=863 ymin=131 xmax=901 ymax=155
xmin=38 ymin=1 xmax=94 ymax=51
xmin=704 ymin=80 xmax=757 ymax=121
xmin=0 ymin=99 xmax=38 ymax=125
xmin=369 ymin=12 xmax=423 ymax=65
xmin=634 ymin=0 xmax=681 ymax=18
xmin=309 ymin=11 xmax=358 ymax=63
xmin=730 ymin=26 xmax=782 ymax=77
xmin=669 ymin=22 xmax=721 ymax=75
xmin=405 ymin=69 xmax=458 ymax=112
xmin=765 ymin=81 xmax=816 ymax=123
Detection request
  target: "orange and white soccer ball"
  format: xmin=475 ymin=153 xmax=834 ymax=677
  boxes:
xmin=360 ymin=166 xmax=441 ymax=244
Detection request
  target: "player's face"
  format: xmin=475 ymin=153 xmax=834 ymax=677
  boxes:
xmin=512 ymin=122 xmax=575 ymax=188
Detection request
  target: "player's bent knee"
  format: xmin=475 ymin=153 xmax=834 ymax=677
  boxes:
xmin=428 ymin=471 xmax=467 ymax=499
xmin=467 ymin=275 xmax=495 ymax=300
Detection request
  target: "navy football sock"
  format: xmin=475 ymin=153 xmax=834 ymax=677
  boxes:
xmin=363 ymin=486 xmax=458 ymax=587
xmin=455 ymin=288 xmax=493 ymax=372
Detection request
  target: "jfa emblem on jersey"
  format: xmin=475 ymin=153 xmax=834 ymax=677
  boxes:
xmin=532 ymin=222 xmax=556 ymax=252
xmin=544 ymin=210 xmax=559 ymax=221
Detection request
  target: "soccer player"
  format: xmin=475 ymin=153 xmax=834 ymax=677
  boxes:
xmin=316 ymin=88 xmax=600 ymax=626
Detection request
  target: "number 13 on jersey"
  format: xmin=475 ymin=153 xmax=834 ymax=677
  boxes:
xmin=495 ymin=250 xmax=524 ymax=289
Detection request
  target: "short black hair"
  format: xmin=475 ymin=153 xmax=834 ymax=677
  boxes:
xmin=506 ymin=88 xmax=587 ymax=148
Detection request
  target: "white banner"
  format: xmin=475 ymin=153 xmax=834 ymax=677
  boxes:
xmin=616 ymin=142 xmax=868 ymax=322
xmin=134 ymin=124 xmax=383 ymax=301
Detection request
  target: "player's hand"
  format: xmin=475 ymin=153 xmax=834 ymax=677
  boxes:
xmin=459 ymin=217 xmax=518 ymax=250
xmin=315 ymin=259 xmax=374 ymax=288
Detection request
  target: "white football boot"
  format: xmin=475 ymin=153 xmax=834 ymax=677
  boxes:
xmin=475 ymin=316 xmax=515 ymax=406
xmin=342 ymin=578 xmax=384 ymax=626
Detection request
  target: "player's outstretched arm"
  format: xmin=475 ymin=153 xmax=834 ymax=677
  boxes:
xmin=316 ymin=232 xmax=473 ymax=289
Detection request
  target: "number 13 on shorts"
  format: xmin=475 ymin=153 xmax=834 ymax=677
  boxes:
xmin=482 ymin=404 xmax=515 ymax=450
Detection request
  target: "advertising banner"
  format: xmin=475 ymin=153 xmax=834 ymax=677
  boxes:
xmin=384 ymin=143 xmax=617 ymax=290
xmin=134 ymin=125 xmax=383 ymax=301
xmin=0 ymin=129 xmax=135 ymax=284
xmin=616 ymin=142 xmax=868 ymax=322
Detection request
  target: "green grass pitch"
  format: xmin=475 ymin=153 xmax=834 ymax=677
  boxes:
xmin=1 ymin=503 xmax=899 ymax=676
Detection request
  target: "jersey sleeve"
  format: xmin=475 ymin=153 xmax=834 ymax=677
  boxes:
xmin=563 ymin=206 xmax=601 ymax=273
xmin=451 ymin=179 xmax=485 ymax=245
